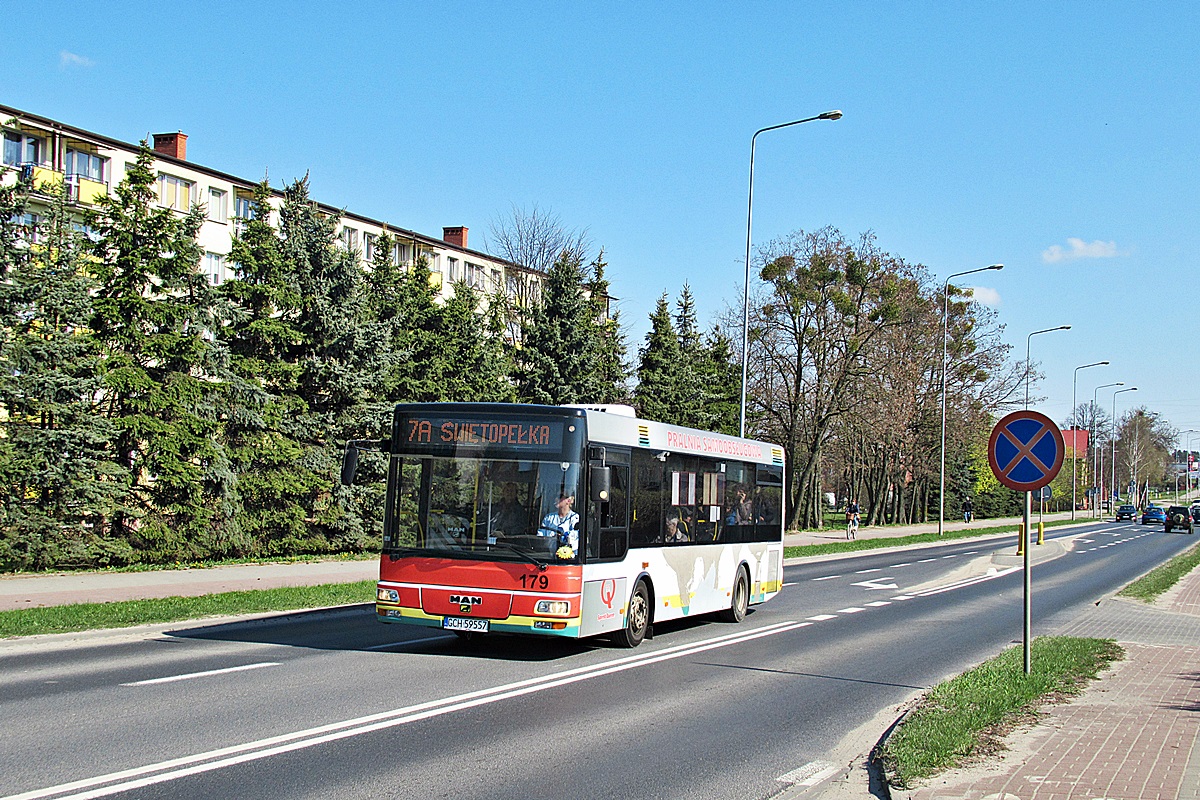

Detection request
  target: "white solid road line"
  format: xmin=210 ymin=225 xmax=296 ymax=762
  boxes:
xmin=120 ymin=663 xmax=280 ymax=687
xmin=5 ymin=621 xmax=810 ymax=800
xmin=364 ymin=635 xmax=453 ymax=651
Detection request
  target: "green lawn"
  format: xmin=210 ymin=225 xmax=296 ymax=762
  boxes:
xmin=878 ymin=636 xmax=1123 ymax=788
xmin=0 ymin=581 xmax=375 ymax=639
xmin=784 ymin=518 xmax=1079 ymax=559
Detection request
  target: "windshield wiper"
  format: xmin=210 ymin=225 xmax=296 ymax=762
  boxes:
xmin=461 ymin=541 xmax=548 ymax=571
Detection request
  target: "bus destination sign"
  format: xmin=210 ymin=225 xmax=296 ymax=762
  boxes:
xmin=399 ymin=415 xmax=566 ymax=454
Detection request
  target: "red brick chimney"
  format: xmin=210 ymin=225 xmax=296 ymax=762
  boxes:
xmin=443 ymin=226 xmax=468 ymax=249
xmin=152 ymin=132 xmax=187 ymax=161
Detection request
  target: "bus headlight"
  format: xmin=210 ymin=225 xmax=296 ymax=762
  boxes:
xmin=535 ymin=600 xmax=571 ymax=616
xmin=377 ymin=588 xmax=399 ymax=603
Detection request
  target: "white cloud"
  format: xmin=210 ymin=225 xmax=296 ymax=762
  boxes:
xmin=59 ymin=51 xmax=95 ymax=69
xmin=1041 ymin=237 xmax=1121 ymax=264
xmin=966 ymin=286 xmax=1001 ymax=307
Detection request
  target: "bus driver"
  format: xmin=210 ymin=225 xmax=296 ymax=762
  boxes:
xmin=538 ymin=493 xmax=579 ymax=550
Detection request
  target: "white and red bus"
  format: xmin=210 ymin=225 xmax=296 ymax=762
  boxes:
xmin=342 ymin=403 xmax=785 ymax=647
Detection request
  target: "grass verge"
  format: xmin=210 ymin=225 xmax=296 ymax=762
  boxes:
xmin=1118 ymin=542 xmax=1200 ymax=603
xmin=878 ymin=636 xmax=1123 ymax=789
xmin=783 ymin=518 xmax=1079 ymax=559
xmin=0 ymin=580 xmax=375 ymax=639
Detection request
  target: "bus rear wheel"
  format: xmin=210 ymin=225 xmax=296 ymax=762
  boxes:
xmin=615 ymin=580 xmax=650 ymax=648
xmin=720 ymin=567 xmax=749 ymax=623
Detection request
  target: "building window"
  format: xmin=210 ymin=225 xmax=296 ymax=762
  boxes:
xmin=64 ymin=148 xmax=105 ymax=182
xmin=392 ymin=242 xmax=410 ymax=267
xmin=205 ymin=252 xmax=227 ymax=285
xmin=158 ymin=174 xmax=194 ymax=211
xmin=341 ymin=226 xmax=359 ymax=253
xmin=234 ymin=193 xmax=254 ymax=220
xmin=447 ymin=257 xmax=459 ymax=282
xmin=364 ymin=232 xmax=376 ymax=264
xmin=3 ymin=132 xmax=43 ymax=166
xmin=13 ymin=212 xmax=40 ymax=244
xmin=208 ymin=188 xmax=227 ymax=223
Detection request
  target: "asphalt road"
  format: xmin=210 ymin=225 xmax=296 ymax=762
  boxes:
xmin=1 ymin=520 xmax=1192 ymax=800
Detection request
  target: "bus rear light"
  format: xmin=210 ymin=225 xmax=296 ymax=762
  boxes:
xmin=377 ymin=588 xmax=400 ymax=603
xmin=535 ymin=600 xmax=571 ymax=615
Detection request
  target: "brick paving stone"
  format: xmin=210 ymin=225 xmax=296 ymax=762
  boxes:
xmin=900 ymin=564 xmax=1200 ymax=800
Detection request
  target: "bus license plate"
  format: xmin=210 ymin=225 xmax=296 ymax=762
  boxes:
xmin=443 ymin=617 xmax=489 ymax=633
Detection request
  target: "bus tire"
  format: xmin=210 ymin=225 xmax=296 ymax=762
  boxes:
xmin=720 ymin=566 xmax=749 ymax=623
xmin=616 ymin=580 xmax=650 ymax=648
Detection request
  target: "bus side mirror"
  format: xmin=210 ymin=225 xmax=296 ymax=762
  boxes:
xmin=590 ymin=465 xmax=611 ymax=502
xmin=341 ymin=444 xmax=360 ymax=486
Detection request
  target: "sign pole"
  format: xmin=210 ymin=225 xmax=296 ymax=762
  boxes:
xmin=987 ymin=410 xmax=1064 ymax=678
xmin=1023 ymin=490 xmax=1031 ymax=673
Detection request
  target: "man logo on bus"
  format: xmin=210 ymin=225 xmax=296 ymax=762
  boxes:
xmin=450 ymin=594 xmax=483 ymax=614
xmin=600 ymin=579 xmax=616 ymax=608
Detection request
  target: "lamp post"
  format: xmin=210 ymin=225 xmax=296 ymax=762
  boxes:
xmin=1112 ymin=387 xmax=1138 ymax=511
xmin=1025 ymin=326 xmax=1071 ymax=409
xmin=1184 ymin=430 xmax=1198 ymax=502
xmin=739 ymin=110 xmax=842 ymax=438
xmin=1071 ymin=361 xmax=1108 ymax=519
xmin=1092 ymin=382 xmax=1123 ymax=518
xmin=937 ymin=264 xmax=1003 ymax=536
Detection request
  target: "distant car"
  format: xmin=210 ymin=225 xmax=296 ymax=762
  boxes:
xmin=1165 ymin=506 xmax=1195 ymax=534
xmin=1115 ymin=504 xmax=1137 ymax=521
xmin=1192 ymin=506 xmax=1200 ymax=525
xmin=1141 ymin=506 xmax=1167 ymax=524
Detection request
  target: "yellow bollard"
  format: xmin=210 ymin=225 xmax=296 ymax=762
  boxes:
xmin=1016 ymin=523 xmax=1025 ymax=555
xmin=1037 ymin=522 xmax=1045 ymax=545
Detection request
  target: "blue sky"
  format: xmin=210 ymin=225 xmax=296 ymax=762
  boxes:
xmin=4 ymin=2 xmax=1197 ymax=440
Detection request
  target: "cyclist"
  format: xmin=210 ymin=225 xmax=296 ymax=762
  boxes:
xmin=846 ymin=498 xmax=860 ymax=540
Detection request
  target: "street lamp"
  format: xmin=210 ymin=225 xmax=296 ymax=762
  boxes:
xmin=1112 ymin=387 xmax=1138 ymax=512
xmin=1092 ymin=382 xmax=1123 ymax=518
xmin=739 ymin=110 xmax=843 ymax=438
xmin=938 ymin=264 xmax=1003 ymax=535
xmin=1183 ymin=430 xmax=1198 ymax=502
xmin=1071 ymin=361 xmax=1108 ymax=519
xmin=1025 ymin=326 xmax=1071 ymax=409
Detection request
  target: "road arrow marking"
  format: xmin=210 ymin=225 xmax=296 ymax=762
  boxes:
xmin=851 ymin=577 xmax=899 ymax=591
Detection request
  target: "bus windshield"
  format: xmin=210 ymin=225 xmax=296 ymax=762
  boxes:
xmin=388 ymin=454 xmax=583 ymax=564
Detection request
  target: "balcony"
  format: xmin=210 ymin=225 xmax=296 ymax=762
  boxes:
xmin=15 ymin=164 xmax=109 ymax=205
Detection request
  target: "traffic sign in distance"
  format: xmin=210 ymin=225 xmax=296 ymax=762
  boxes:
xmin=988 ymin=410 xmax=1065 ymax=492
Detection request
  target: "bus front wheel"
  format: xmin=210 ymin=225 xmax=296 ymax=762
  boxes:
xmin=616 ymin=581 xmax=650 ymax=648
xmin=720 ymin=567 xmax=749 ymax=623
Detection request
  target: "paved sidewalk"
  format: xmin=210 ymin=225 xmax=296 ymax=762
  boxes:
xmin=0 ymin=559 xmax=378 ymax=611
xmin=896 ymin=552 xmax=1200 ymax=800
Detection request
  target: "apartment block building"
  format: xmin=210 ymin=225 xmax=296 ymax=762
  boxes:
xmin=0 ymin=103 xmax=541 ymax=310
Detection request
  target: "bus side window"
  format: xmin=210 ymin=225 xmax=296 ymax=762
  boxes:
xmin=629 ymin=451 xmax=663 ymax=548
xmin=592 ymin=465 xmax=629 ymax=561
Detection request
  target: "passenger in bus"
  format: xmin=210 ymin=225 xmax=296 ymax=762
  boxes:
xmin=491 ymin=482 xmax=529 ymax=536
xmin=538 ymin=493 xmax=579 ymax=549
xmin=664 ymin=512 xmax=690 ymax=543
xmin=726 ymin=485 xmax=754 ymax=525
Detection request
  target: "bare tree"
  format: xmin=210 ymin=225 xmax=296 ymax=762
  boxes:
xmin=485 ymin=203 xmax=590 ymax=275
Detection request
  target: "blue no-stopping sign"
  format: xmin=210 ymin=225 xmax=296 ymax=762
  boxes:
xmin=988 ymin=410 xmax=1065 ymax=492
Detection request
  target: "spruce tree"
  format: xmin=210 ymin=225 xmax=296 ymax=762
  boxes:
xmin=581 ymin=251 xmax=630 ymax=404
xmin=0 ymin=183 xmax=132 ymax=569
xmin=276 ymin=177 xmax=382 ymax=552
xmin=515 ymin=251 xmax=596 ymax=405
xmin=219 ymin=178 xmax=316 ymax=555
xmin=84 ymin=144 xmax=231 ymax=560
xmin=633 ymin=294 xmax=682 ymax=424
xmin=698 ymin=326 xmax=741 ymax=435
